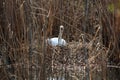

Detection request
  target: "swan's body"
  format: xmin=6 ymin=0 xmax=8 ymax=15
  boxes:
xmin=47 ymin=37 xmax=66 ymax=46
xmin=47 ymin=25 xmax=66 ymax=46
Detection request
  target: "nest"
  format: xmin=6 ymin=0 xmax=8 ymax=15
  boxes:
xmin=45 ymin=33 xmax=109 ymax=79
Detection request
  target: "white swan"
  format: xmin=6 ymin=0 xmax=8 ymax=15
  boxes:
xmin=47 ymin=25 xmax=66 ymax=46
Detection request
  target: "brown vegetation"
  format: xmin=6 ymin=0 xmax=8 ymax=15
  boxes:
xmin=0 ymin=0 xmax=119 ymax=80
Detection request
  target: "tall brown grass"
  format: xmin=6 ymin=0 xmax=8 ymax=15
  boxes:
xmin=0 ymin=0 xmax=119 ymax=80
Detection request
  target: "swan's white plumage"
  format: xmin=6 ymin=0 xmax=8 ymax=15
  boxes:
xmin=47 ymin=25 xmax=66 ymax=46
xmin=47 ymin=37 xmax=66 ymax=46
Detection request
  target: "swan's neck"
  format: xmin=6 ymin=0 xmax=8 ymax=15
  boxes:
xmin=58 ymin=29 xmax=63 ymax=45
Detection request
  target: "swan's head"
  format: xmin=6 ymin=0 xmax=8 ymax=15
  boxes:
xmin=60 ymin=25 xmax=64 ymax=35
xmin=60 ymin=25 xmax=64 ymax=29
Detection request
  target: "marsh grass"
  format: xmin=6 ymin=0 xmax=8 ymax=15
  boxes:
xmin=0 ymin=0 xmax=119 ymax=80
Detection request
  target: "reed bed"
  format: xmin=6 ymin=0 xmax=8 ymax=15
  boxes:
xmin=0 ymin=0 xmax=120 ymax=80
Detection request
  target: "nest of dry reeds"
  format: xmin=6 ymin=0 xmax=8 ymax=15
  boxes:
xmin=45 ymin=26 xmax=109 ymax=80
